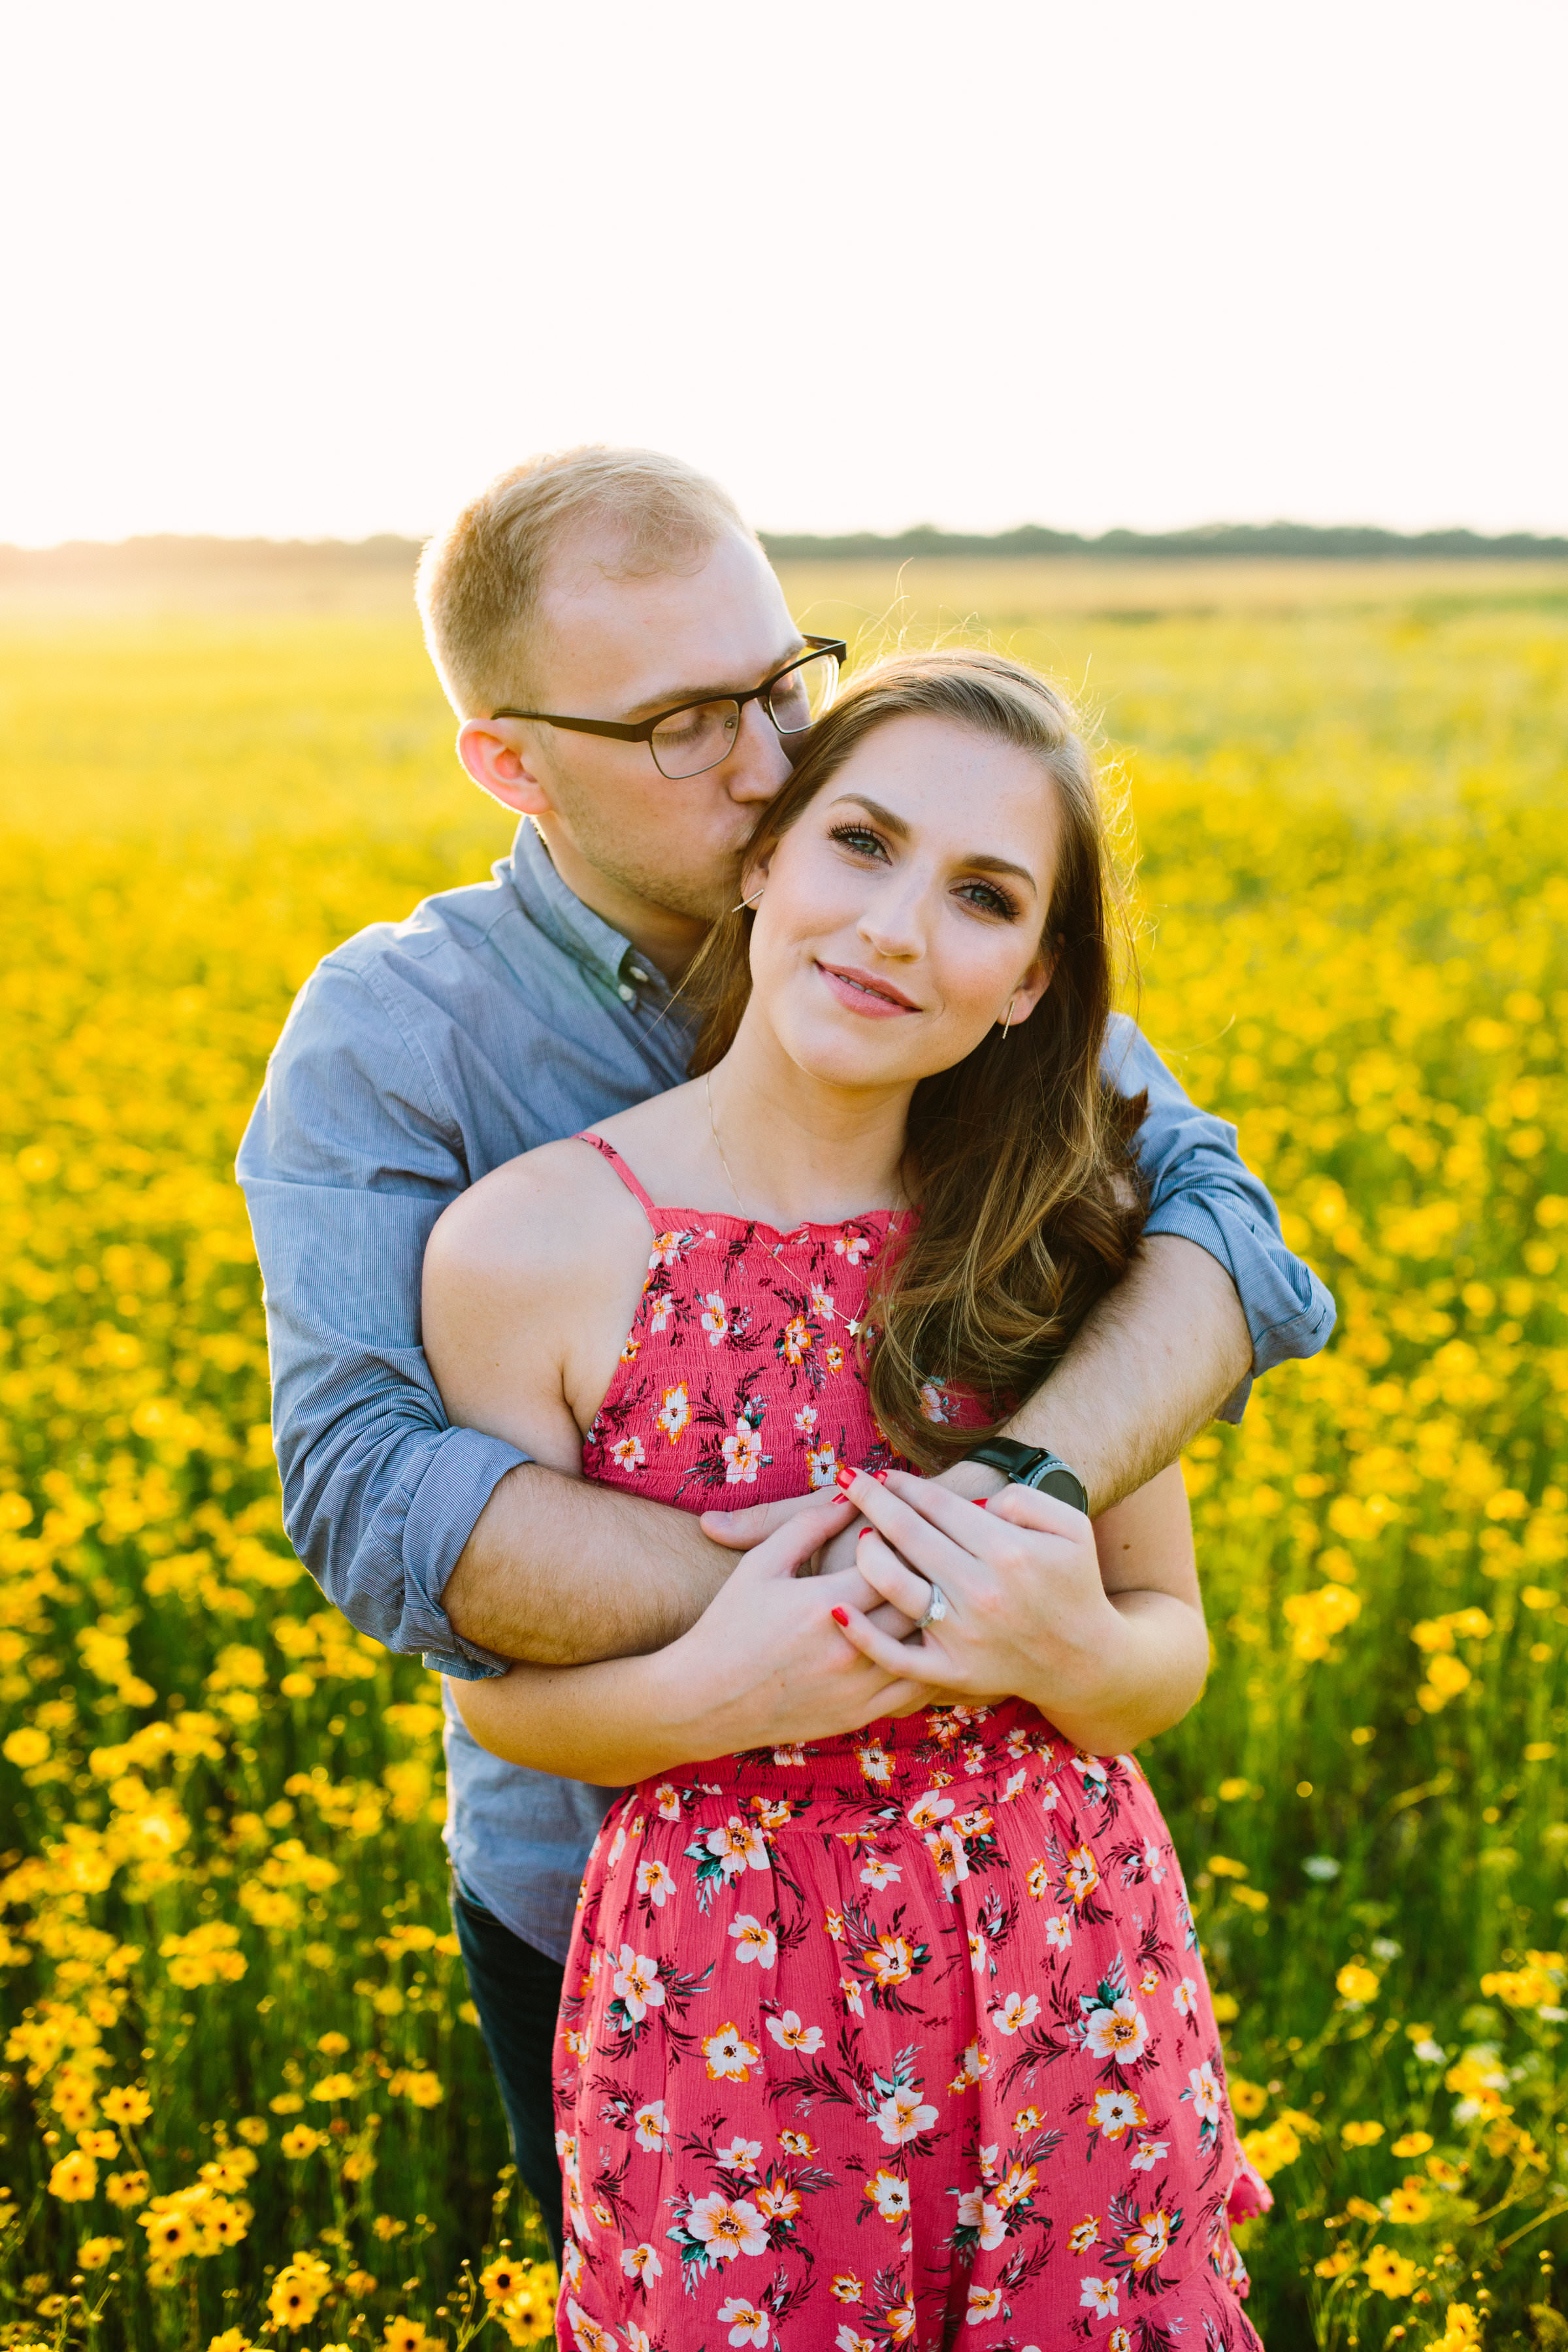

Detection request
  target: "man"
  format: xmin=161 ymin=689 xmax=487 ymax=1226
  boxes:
xmin=238 ymin=446 xmax=1333 ymax=2257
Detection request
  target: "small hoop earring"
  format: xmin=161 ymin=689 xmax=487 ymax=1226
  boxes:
xmin=1000 ymin=995 xmax=1017 ymax=1037
xmin=730 ymin=886 xmax=764 ymax=915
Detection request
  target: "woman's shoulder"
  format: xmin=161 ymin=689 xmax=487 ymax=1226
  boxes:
xmin=423 ymin=1132 xmax=650 ymax=1305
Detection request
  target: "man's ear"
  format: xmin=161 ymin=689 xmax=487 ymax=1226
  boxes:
xmin=455 ymin=719 xmax=553 ymax=817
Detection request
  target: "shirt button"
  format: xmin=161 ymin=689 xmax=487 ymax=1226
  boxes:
xmin=618 ymin=983 xmax=636 ymax=1003
xmin=629 ymin=967 xmax=649 ymax=984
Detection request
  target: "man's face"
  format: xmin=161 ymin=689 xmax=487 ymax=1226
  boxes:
xmin=467 ymin=527 xmax=806 ymax=945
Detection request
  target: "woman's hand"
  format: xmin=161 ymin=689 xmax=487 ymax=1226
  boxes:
xmin=827 ymin=1465 xmax=1208 ymax=1756
xmin=668 ymin=1490 xmax=939 ymax=1760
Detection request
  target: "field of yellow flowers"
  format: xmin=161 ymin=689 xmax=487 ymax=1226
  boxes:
xmin=1 ymin=560 xmax=1565 ymax=2352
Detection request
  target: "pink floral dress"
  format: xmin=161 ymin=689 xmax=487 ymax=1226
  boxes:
xmin=553 ymin=1135 xmax=1266 ymax=2352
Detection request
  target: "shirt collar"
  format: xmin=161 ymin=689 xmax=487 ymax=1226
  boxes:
xmin=500 ymin=817 xmax=671 ymax=1002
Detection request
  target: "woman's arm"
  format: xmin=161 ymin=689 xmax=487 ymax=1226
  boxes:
xmin=830 ymin=1463 xmax=1208 ymax=1757
xmin=449 ymin=1494 xmax=935 ymax=1783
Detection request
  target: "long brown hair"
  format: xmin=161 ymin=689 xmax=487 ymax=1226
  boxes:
xmin=688 ymin=649 xmax=1147 ymax=1471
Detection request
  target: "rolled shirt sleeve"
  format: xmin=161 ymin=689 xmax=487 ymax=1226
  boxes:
xmin=1102 ymin=1013 xmax=1336 ymax=1420
xmin=237 ymin=960 xmax=522 ymax=1678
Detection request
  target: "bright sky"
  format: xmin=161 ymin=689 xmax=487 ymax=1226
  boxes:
xmin=3 ymin=0 xmax=1565 ymax=546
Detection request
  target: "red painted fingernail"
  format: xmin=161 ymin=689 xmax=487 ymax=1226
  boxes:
xmin=830 ymin=1606 xmax=849 ymax=1626
xmin=834 ymin=1465 xmax=858 ymax=1490
xmin=871 ymin=1469 xmax=889 ymax=1484
xmin=972 ymin=1497 xmax=988 ymax=1509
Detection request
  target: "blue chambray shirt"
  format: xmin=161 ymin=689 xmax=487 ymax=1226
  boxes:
xmin=237 ymin=818 xmax=1335 ymax=1962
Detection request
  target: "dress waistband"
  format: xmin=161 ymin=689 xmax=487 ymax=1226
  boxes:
xmin=632 ymin=1698 xmax=1075 ymax=1808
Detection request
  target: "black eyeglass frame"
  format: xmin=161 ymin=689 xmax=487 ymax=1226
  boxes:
xmin=491 ymin=636 xmax=848 ymax=759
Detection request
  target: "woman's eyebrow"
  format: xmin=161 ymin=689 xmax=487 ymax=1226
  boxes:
xmin=828 ymin=793 xmax=1038 ymax=891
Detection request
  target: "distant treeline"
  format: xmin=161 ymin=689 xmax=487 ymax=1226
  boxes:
xmin=3 ymin=521 xmax=1567 ymax=581
xmin=759 ymin=521 xmax=1568 ymax=562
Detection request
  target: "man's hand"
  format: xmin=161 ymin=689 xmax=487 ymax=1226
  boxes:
xmin=700 ymin=1492 xmax=923 ymax=1637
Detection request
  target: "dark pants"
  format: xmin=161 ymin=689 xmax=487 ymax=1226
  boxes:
xmin=449 ymin=1873 xmax=564 ymax=2265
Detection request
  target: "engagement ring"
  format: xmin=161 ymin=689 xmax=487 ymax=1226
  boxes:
xmin=916 ymin=1580 xmax=950 ymax=1631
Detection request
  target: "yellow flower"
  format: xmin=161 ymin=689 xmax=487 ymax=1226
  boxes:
xmin=267 ymin=2271 xmax=322 ymax=2330
xmin=1341 ymin=2118 xmax=1385 ymax=2146
xmin=1241 ymin=2121 xmax=1301 ymax=2180
xmin=76 ymin=2129 xmax=120 ymax=2159
xmin=384 ymin=2319 xmax=427 ymax=2352
xmin=140 ymin=2206 xmax=197 ymax=2259
xmin=1229 ymin=2078 xmax=1268 ymax=2119
xmin=317 ymin=2030 xmax=351 ymax=2055
xmin=236 ymin=2117 xmax=269 ymax=2145
xmin=344 ymin=2270 xmax=379 ymax=2299
xmin=1386 ymin=2180 xmax=1432 ymax=2223
xmin=48 ymin=2149 xmax=99 ymax=2202
xmin=388 ymin=2067 xmax=443 ymax=2108
xmin=1391 ymin=2130 xmax=1433 ymax=2157
xmin=3 ymin=1725 xmax=50 ymax=1766
xmin=1426 ymin=2154 xmax=1464 ymax=2187
xmin=105 ymin=2170 xmax=150 ymax=2208
xmin=1430 ymin=2305 xmax=1482 ymax=2350
xmin=1314 ymin=2248 xmax=1356 ymax=2279
xmin=480 ymin=2259 xmax=527 ymax=2303
xmin=101 ymin=2084 xmax=153 ymax=2127
xmin=280 ymin=2124 xmax=325 ymax=2158
xmin=310 ymin=2071 xmax=357 ymax=2101
xmin=1364 ymin=2245 xmax=1418 ymax=2297
xmin=78 ymin=2235 xmax=124 ymax=2269
xmin=1336 ymin=1963 xmax=1380 ymax=2004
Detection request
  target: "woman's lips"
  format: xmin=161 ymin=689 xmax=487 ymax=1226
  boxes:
xmin=816 ymin=961 xmax=920 ymax=1017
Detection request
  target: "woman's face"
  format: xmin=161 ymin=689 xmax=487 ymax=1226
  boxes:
xmin=744 ymin=712 xmax=1062 ymax=1092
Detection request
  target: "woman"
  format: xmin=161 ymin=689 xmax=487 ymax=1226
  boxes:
xmin=423 ymin=652 xmax=1264 ymax=2350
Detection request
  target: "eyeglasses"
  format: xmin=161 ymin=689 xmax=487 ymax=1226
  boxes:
xmin=492 ymin=636 xmax=847 ymax=781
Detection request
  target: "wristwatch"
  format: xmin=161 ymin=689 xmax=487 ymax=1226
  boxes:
xmin=966 ymin=1438 xmax=1089 ymax=1514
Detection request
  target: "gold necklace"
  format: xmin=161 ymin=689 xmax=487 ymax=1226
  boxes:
xmin=704 ymin=1071 xmax=747 ymax=1216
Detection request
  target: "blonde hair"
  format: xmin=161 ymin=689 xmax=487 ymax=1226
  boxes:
xmin=688 ymin=648 xmax=1146 ymax=1470
xmin=416 ymin=446 xmax=754 ymax=717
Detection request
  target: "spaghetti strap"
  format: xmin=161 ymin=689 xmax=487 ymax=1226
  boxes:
xmin=575 ymin=1131 xmax=661 ymax=1230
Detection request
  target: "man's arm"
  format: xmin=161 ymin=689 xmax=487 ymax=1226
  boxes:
xmin=948 ymin=1233 xmax=1251 ymax=1513
xmin=237 ymin=955 xmax=732 ymax=1678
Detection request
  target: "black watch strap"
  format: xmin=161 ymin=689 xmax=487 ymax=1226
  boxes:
xmin=966 ymin=1437 xmax=1089 ymax=1514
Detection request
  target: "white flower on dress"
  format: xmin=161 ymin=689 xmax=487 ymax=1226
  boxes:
xmin=564 ymin=2299 xmax=617 ymax=2352
xmin=874 ymin=2085 xmax=938 ymax=2146
xmin=632 ymin=2100 xmax=667 ymax=2151
xmin=635 ymin=1857 xmax=675 ymax=1906
xmin=1172 ymin=1976 xmax=1198 ymax=2017
xmin=612 ymin=1947 xmax=665 ymax=2023
xmin=721 ymin=1420 xmax=763 ymax=1482
xmin=706 ymin=1816 xmax=768 ymax=1876
xmin=965 ymin=2286 xmax=1002 ymax=2327
xmin=728 ymin=1914 xmax=777 ymax=1968
xmin=948 ymin=2038 xmax=991 ymax=2092
xmin=702 ymin=2022 xmax=762 ymax=2082
xmin=1079 ymin=2276 xmax=1120 ymax=2317
xmin=794 ymin=1402 xmax=819 ymax=1433
xmin=620 ymin=2242 xmax=662 ymax=2281
xmin=766 ymin=2010 xmax=825 ymax=2053
xmin=715 ymin=2137 xmax=762 ymax=2176
xmin=835 ymin=1232 xmax=872 ymax=1266
xmin=863 ymin=2168 xmax=910 ymax=2221
xmin=700 ymin=1292 xmax=730 ymax=1346
xmin=1088 ymin=2088 xmax=1147 ymax=2140
xmin=1045 ymin=1913 xmax=1073 ymax=1951
xmin=1130 ymin=2135 xmax=1169 ymax=2172
xmin=809 ymin=1282 xmax=836 ymax=1322
xmin=806 ymin=1443 xmax=840 ymax=1489
xmin=716 ymin=2301 xmax=770 ymax=2349
xmin=906 ymin=1790 xmax=955 ymax=1835
xmin=990 ymin=1990 xmax=1040 ymax=2035
xmin=655 ymin=1383 xmax=691 ymax=1443
xmin=684 ymin=2189 xmax=767 ymax=2259
xmin=609 ymin=1433 xmax=647 ymax=1473
xmin=1083 ymin=1995 xmax=1149 ymax=2066
xmin=859 ymin=1851 xmax=902 ymax=1891
xmin=1184 ymin=2060 xmax=1222 ymax=2124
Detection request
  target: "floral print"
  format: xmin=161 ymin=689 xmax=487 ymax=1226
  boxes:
xmin=557 ymin=1138 xmax=1265 ymax=2349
